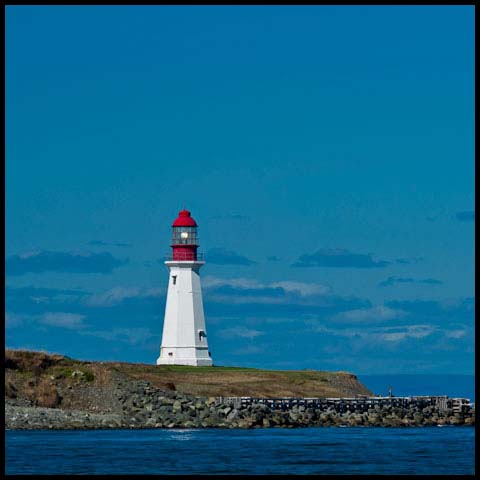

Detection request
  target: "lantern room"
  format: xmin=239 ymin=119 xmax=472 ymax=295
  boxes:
xmin=171 ymin=209 xmax=199 ymax=261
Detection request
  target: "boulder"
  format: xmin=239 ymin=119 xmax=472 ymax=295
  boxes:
xmin=464 ymin=416 xmax=475 ymax=425
xmin=237 ymin=417 xmax=255 ymax=429
xmin=226 ymin=409 xmax=240 ymax=422
xmin=289 ymin=412 xmax=300 ymax=422
xmin=448 ymin=416 xmax=463 ymax=425
xmin=5 ymin=381 xmax=17 ymax=399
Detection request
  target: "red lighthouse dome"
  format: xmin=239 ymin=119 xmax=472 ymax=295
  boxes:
xmin=172 ymin=209 xmax=198 ymax=227
xmin=171 ymin=209 xmax=200 ymax=261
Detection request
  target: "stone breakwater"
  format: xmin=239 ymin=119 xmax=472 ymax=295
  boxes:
xmin=5 ymin=380 xmax=475 ymax=430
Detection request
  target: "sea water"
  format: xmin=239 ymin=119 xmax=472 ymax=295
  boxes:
xmin=5 ymin=427 xmax=474 ymax=475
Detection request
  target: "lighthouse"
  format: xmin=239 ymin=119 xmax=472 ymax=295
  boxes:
xmin=156 ymin=209 xmax=213 ymax=366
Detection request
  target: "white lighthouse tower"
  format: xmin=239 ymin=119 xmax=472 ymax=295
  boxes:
xmin=156 ymin=209 xmax=213 ymax=366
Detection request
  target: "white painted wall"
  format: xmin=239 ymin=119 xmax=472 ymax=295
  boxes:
xmin=157 ymin=261 xmax=213 ymax=366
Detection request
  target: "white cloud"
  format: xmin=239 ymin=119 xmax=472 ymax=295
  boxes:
xmin=377 ymin=325 xmax=435 ymax=342
xmin=85 ymin=286 xmax=162 ymax=307
xmin=311 ymin=323 xmax=437 ymax=343
xmin=39 ymin=312 xmax=86 ymax=329
xmin=30 ymin=296 xmax=53 ymax=304
xmin=202 ymin=276 xmax=259 ymax=289
xmin=5 ymin=313 xmax=26 ymax=328
xmin=270 ymin=281 xmax=331 ymax=297
xmin=444 ymin=329 xmax=467 ymax=339
xmin=331 ymin=305 xmax=407 ymax=324
xmin=17 ymin=249 xmax=42 ymax=259
xmin=81 ymin=327 xmax=154 ymax=345
xmin=203 ymin=276 xmax=330 ymax=296
xmin=217 ymin=327 xmax=265 ymax=339
xmin=202 ymin=275 xmax=334 ymax=305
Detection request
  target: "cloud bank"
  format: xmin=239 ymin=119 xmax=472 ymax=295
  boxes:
xmin=5 ymin=277 xmax=474 ymax=373
xmin=5 ymin=250 xmax=128 ymax=276
xmin=330 ymin=305 xmax=407 ymax=324
xmin=378 ymin=276 xmax=443 ymax=287
xmin=292 ymin=248 xmax=390 ymax=268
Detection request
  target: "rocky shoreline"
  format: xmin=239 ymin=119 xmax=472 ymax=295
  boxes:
xmin=6 ymin=379 xmax=475 ymax=430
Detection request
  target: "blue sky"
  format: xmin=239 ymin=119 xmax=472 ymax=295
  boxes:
xmin=5 ymin=6 xmax=474 ymax=374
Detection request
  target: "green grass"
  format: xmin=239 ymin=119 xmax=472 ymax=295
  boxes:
xmin=114 ymin=362 xmax=343 ymax=376
xmin=117 ymin=364 xmax=268 ymax=374
xmin=95 ymin=359 xmax=341 ymax=376
xmin=53 ymin=367 xmax=74 ymax=378
xmin=82 ymin=369 xmax=95 ymax=382
xmin=51 ymin=366 xmax=94 ymax=381
xmin=121 ymin=364 xmax=337 ymax=377
xmin=157 ymin=365 xmax=264 ymax=373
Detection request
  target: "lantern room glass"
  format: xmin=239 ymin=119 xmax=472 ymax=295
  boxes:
xmin=172 ymin=226 xmax=199 ymax=245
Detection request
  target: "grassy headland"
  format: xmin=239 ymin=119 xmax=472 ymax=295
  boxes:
xmin=5 ymin=349 xmax=372 ymax=408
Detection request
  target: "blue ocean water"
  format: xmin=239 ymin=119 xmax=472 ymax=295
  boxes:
xmin=5 ymin=427 xmax=474 ymax=475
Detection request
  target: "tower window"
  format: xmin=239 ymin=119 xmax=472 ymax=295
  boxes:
xmin=172 ymin=275 xmax=177 ymax=285
xmin=168 ymin=352 xmax=173 ymax=356
xmin=198 ymin=330 xmax=206 ymax=341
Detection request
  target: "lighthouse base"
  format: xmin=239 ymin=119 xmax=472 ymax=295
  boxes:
xmin=156 ymin=346 xmax=213 ymax=367
xmin=157 ymin=260 xmax=213 ymax=367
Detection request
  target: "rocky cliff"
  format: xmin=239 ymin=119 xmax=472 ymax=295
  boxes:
xmin=5 ymin=350 xmax=474 ymax=430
